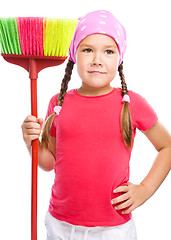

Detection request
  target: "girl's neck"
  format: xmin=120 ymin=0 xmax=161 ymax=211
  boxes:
xmin=77 ymin=85 xmax=114 ymax=97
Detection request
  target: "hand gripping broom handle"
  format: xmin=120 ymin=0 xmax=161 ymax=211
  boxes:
xmin=29 ymin=58 xmax=38 ymax=240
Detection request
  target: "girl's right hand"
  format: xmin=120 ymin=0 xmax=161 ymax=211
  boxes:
xmin=21 ymin=115 xmax=44 ymax=148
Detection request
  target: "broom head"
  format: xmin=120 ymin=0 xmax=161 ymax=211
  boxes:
xmin=0 ymin=17 xmax=78 ymax=74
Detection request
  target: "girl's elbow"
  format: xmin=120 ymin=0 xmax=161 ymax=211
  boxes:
xmin=38 ymin=159 xmax=55 ymax=172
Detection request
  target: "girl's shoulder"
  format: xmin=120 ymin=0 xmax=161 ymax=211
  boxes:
xmin=48 ymin=93 xmax=59 ymax=108
xmin=115 ymin=87 xmax=146 ymax=103
xmin=127 ymin=90 xmax=151 ymax=108
xmin=128 ymin=89 xmax=143 ymax=99
xmin=127 ymin=89 xmax=158 ymax=131
xmin=48 ymin=89 xmax=73 ymax=107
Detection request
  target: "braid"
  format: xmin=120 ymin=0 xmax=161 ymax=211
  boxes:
xmin=118 ymin=62 xmax=133 ymax=148
xmin=40 ymin=59 xmax=74 ymax=149
xmin=118 ymin=62 xmax=128 ymax=96
xmin=58 ymin=60 xmax=74 ymax=106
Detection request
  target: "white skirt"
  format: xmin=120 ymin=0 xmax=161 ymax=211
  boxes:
xmin=45 ymin=211 xmax=137 ymax=240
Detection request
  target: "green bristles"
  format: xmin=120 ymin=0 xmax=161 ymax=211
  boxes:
xmin=43 ymin=18 xmax=78 ymax=57
xmin=0 ymin=18 xmax=21 ymax=54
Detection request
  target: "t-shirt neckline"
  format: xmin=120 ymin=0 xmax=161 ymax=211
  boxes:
xmin=73 ymin=88 xmax=116 ymax=99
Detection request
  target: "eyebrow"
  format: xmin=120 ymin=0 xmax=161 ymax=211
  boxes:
xmin=80 ymin=44 xmax=117 ymax=48
xmin=104 ymin=45 xmax=118 ymax=48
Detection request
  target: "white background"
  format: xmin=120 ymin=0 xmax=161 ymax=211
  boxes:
xmin=0 ymin=0 xmax=171 ymax=239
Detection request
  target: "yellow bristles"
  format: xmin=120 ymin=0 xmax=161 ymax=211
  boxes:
xmin=43 ymin=18 xmax=78 ymax=57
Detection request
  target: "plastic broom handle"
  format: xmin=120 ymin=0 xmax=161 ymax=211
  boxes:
xmin=30 ymin=59 xmax=38 ymax=240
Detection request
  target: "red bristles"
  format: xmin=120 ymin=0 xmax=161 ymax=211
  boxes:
xmin=17 ymin=17 xmax=44 ymax=56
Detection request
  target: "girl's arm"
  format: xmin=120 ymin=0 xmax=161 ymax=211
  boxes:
xmin=38 ymin=136 xmax=56 ymax=171
xmin=21 ymin=115 xmax=56 ymax=172
xmin=111 ymin=121 xmax=171 ymax=214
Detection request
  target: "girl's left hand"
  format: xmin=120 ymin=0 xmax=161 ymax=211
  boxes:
xmin=111 ymin=182 xmax=150 ymax=214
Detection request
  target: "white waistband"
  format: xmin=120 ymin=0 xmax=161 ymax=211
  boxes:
xmin=70 ymin=225 xmax=90 ymax=240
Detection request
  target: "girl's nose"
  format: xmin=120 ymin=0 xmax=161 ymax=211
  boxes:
xmin=92 ymin=52 xmax=102 ymax=66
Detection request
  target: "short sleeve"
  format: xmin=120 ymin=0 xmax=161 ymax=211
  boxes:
xmin=129 ymin=91 xmax=158 ymax=131
xmin=45 ymin=94 xmax=59 ymax=137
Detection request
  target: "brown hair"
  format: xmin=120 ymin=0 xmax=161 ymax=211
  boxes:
xmin=40 ymin=60 xmax=74 ymax=148
xmin=118 ymin=62 xmax=133 ymax=148
xmin=40 ymin=60 xmax=133 ymax=149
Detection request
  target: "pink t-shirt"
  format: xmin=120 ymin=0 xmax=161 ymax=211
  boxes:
xmin=45 ymin=88 xmax=158 ymax=227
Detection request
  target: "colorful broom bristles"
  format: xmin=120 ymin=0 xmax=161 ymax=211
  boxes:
xmin=0 ymin=17 xmax=78 ymax=57
xmin=0 ymin=18 xmax=21 ymax=54
xmin=17 ymin=17 xmax=44 ymax=56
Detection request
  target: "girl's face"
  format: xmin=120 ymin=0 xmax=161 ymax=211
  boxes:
xmin=76 ymin=34 xmax=120 ymax=90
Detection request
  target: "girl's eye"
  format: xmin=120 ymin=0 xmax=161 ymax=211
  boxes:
xmin=83 ymin=48 xmax=92 ymax=53
xmin=105 ymin=50 xmax=114 ymax=55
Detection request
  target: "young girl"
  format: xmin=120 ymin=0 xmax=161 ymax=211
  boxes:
xmin=21 ymin=10 xmax=171 ymax=240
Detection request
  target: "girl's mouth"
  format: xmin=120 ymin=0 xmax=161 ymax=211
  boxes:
xmin=88 ymin=71 xmax=106 ymax=74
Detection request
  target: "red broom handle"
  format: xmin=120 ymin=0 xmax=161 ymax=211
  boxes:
xmin=1 ymin=55 xmax=67 ymax=240
xmin=30 ymin=59 xmax=38 ymax=240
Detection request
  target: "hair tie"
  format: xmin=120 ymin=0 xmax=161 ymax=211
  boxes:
xmin=122 ymin=94 xmax=130 ymax=103
xmin=54 ymin=106 xmax=62 ymax=115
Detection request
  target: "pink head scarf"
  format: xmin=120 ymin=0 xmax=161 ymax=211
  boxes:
xmin=69 ymin=10 xmax=127 ymax=66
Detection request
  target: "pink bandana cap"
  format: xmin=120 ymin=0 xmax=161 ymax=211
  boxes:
xmin=69 ymin=10 xmax=127 ymax=66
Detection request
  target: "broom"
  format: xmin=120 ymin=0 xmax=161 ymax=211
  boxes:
xmin=0 ymin=17 xmax=77 ymax=240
